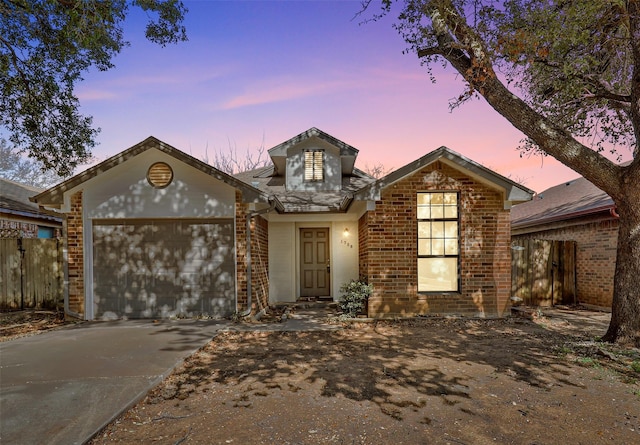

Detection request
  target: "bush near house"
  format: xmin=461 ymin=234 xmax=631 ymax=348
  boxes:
xmin=338 ymin=279 xmax=372 ymax=318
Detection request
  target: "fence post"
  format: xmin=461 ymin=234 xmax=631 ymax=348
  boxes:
xmin=18 ymin=238 xmax=25 ymax=310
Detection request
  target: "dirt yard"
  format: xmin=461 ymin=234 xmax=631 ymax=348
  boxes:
xmin=0 ymin=309 xmax=70 ymax=342
xmin=85 ymin=309 xmax=640 ymax=445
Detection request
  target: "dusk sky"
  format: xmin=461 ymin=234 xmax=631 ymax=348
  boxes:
xmin=76 ymin=1 xmax=632 ymax=193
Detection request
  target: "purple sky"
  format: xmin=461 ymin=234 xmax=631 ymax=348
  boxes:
xmin=76 ymin=1 xmax=631 ymax=193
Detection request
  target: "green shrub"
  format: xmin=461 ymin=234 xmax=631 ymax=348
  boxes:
xmin=338 ymin=279 xmax=372 ymax=318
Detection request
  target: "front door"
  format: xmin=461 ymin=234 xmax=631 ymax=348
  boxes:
xmin=300 ymin=228 xmax=330 ymax=298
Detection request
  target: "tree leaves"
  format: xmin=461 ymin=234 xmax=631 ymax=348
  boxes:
xmin=0 ymin=0 xmax=187 ymax=176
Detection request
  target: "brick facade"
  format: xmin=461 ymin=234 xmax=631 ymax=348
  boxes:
xmin=251 ymin=215 xmax=269 ymax=312
xmin=66 ymin=191 xmax=85 ymax=317
xmin=512 ymin=216 xmax=617 ymax=308
xmin=360 ymin=161 xmax=512 ymax=318
xmin=235 ymin=191 xmax=270 ymax=315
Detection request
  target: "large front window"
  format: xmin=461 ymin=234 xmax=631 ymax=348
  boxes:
xmin=304 ymin=150 xmax=324 ymax=182
xmin=417 ymin=192 xmax=459 ymax=292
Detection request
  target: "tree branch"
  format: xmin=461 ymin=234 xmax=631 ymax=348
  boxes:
xmin=427 ymin=0 xmax=623 ymax=196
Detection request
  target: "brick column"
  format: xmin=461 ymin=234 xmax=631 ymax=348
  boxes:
xmin=65 ymin=191 xmax=84 ymax=317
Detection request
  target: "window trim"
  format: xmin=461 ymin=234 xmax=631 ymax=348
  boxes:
xmin=303 ymin=149 xmax=324 ymax=182
xmin=417 ymin=191 xmax=461 ymax=293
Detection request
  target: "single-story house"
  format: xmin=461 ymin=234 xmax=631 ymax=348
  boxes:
xmin=0 ymin=178 xmax=62 ymax=238
xmin=511 ymin=175 xmax=618 ymax=309
xmin=32 ymin=128 xmax=533 ymax=320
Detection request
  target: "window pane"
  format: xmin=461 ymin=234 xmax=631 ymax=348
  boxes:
xmin=431 ymin=239 xmax=444 ymax=255
xmin=444 ymin=205 xmax=458 ymax=218
xmin=417 ymin=206 xmax=430 ymax=219
xmin=430 ymin=193 xmax=444 ymax=204
xmin=418 ymin=222 xmax=431 ymax=238
xmin=444 ymin=221 xmax=458 ymax=238
xmin=444 ymin=192 xmax=457 ymax=205
xmin=418 ymin=258 xmax=458 ymax=292
xmin=418 ymin=239 xmax=430 ymax=255
xmin=431 ymin=205 xmax=444 ymax=219
xmin=431 ymin=221 xmax=444 ymax=239
xmin=417 ymin=193 xmax=432 ymax=205
xmin=444 ymin=240 xmax=458 ymax=255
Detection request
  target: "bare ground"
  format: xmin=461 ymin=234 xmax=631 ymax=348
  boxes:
xmin=85 ymin=309 xmax=640 ymax=445
xmin=0 ymin=309 xmax=71 ymax=342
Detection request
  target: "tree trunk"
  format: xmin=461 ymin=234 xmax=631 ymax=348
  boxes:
xmin=602 ymin=185 xmax=640 ymax=346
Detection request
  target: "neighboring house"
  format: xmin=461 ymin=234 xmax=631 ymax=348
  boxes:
xmin=0 ymin=178 xmax=62 ymax=238
xmin=511 ymin=176 xmax=618 ymax=309
xmin=32 ymin=128 xmax=532 ymax=320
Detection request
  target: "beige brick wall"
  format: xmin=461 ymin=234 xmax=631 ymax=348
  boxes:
xmin=361 ymin=161 xmax=511 ymax=318
xmin=512 ymin=217 xmax=617 ymax=308
xmin=65 ymin=191 xmax=85 ymax=316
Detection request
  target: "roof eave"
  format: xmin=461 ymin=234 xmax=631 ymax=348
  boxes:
xmin=512 ymin=204 xmax=616 ymax=229
xmin=353 ymin=146 xmax=534 ymax=203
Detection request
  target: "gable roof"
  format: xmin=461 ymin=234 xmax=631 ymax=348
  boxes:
xmin=511 ymin=176 xmax=614 ymax=229
xmin=353 ymin=146 xmax=534 ymax=203
xmin=0 ymin=178 xmax=61 ymax=222
xmin=268 ymin=127 xmax=359 ymax=176
xmin=31 ymin=136 xmax=272 ymax=208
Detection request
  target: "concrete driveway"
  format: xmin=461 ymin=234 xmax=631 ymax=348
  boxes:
xmin=0 ymin=319 xmax=230 ymax=445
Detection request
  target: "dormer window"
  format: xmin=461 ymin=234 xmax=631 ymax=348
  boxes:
xmin=304 ymin=149 xmax=324 ymax=182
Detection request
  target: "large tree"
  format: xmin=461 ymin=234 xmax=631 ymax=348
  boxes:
xmin=0 ymin=0 xmax=187 ymax=177
xmin=367 ymin=0 xmax=640 ymax=344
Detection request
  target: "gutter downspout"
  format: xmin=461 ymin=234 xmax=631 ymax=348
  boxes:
xmin=239 ymin=200 xmax=276 ymax=317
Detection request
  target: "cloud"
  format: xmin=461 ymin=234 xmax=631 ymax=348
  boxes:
xmin=77 ymin=66 xmax=233 ymax=102
xmin=218 ymin=62 xmax=435 ymax=111
xmin=76 ymin=89 xmax=119 ymax=101
xmin=220 ymin=77 xmax=352 ymax=110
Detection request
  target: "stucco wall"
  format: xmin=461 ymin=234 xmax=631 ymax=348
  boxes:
xmin=84 ymin=149 xmax=236 ymax=219
xmin=267 ymin=219 xmax=360 ymax=303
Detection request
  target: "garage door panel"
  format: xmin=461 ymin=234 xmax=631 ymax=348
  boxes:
xmin=93 ymin=220 xmax=235 ymax=320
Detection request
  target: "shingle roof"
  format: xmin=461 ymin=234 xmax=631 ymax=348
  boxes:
xmin=0 ymin=178 xmax=61 ymax=221
xmin=510 ymin=176 xmax=614 ymax=229
xmin=234 ymin=166 xmax=375 ymax=213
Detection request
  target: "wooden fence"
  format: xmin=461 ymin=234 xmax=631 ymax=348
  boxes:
xmin=511 ymin=239 xmax=576 ymax=307
xmin=0 ymin=238 xmax=63 ymax=310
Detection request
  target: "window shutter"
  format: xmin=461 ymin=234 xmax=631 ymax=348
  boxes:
xmin=304 ymin=150 xmax=323 ymax=181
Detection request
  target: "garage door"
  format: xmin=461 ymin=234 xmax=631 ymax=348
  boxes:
xmin=92 ymin=219 xmax=235 ymax=320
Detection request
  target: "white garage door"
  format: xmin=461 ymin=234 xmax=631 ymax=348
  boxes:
xmin=92 ymin=219 xmax=235 ymax=320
